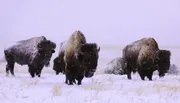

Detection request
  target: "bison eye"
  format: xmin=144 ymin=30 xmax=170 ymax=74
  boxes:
xmin=52 ymin=50 xmax=55 ymax=53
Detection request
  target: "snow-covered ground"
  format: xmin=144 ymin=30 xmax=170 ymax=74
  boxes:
xmin=0 ymin=45 xmax=180 ymax=103
xmin=0 ymin=72 xmax=180 ymax=103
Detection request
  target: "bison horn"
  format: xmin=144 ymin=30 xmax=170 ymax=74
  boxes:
xmin=97 ymin=46 xmax=100 ymax=52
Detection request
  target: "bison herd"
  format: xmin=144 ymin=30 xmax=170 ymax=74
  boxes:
xmin=3 ymin=30 xmax=171 ymax=85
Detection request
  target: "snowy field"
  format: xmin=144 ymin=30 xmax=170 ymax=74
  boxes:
xmin=0 ymin=45 xmax=180 ymax=103
xmin=0 ymin=73 xmax=180 ymax=103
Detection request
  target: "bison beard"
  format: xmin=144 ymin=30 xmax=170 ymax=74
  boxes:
xmin=123 ymin=38 xmax=171 ymax=80
xmin=4 ymin=36 xmax=56 ymax=78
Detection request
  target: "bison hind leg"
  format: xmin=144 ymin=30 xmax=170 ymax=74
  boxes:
xmin=5 ymin=52 xmax=15 ymax=76
xmin=126 ymin=64 xmax=132 ymax=80
xmin=6 ymin=62 xmax=15 ymax=76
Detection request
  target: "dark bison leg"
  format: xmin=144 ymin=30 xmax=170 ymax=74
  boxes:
xmin=76 ymin=75 xmax=84 ymax=85
xmin=56 ymin=71 xmax=60 ymax=75
xmin=138 ymin=68 xmax=145 ymax=80
xmin=28 ymin=65 xmax=36 ymax=78
xmin=4 ymin=52 xmax=15 ymax=76
xmin=146 ymin=70 xmax=153 ymax=81
xmin=36 ymin=65 xmax=44 ymax=77
xmin=65 ymin=69 xmax=74 ymax=85
xmin=6 ymin=62 xmax=15 ymax=76
xmin=126 ymin=64 xmax=132 ymax=79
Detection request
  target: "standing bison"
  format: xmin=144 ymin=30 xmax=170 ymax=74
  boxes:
xmin=63 ymin=30 xmax=100 ymax=85
xmin=53 ymin=41 xmax=66 ymax=75
xmin=4 ymin=36 xmax=56 ymax=78
xmin=123 ymin=38 xmax=171 ymax=80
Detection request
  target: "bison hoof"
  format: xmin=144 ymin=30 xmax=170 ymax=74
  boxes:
xmin=78 ymin=82 xmax=81 ymax=85
xmin=31 ymin=75 xmax=35 ymax=78
xmin=56 ymin=72 xmax=59 ymax=75
xmin=68 ymin=82 xmax=73 ymax=85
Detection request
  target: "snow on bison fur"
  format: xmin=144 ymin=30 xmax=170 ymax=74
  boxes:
xmin=123 ymin=38 xmax=171 ymax=80
xmin=4 ymin=36 xmax=56 ymax=78
xmin=104 ymin=57 xmax=127 ymax=75
xmin=63 ymin=30 xmax=100 ymax=85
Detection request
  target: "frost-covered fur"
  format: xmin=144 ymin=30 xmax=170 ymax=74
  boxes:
xmin=4 ymin=36 xmax=56 ymax=78
xmin=104 ymin=57 xmax=127 ymax=75
xmin=64 ymin=30 xmax=86 ymax=62
xmin=123 ymin=37 xmax=171 ymax=80
xmin=5 ymin=36 xmax=46 ymax=65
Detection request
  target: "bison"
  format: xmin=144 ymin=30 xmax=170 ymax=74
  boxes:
xmin=122 ymin=38 xmax=171 ymax=80
xmin=104 ymin=57 xmax=127 ymax=75
xmin=53 ymin=41 xmax=66 ymax=75
xmin=4 ymin=36 xmax=56 ymax=78
xmin=63 ymin=30 xmax=100 ymax=85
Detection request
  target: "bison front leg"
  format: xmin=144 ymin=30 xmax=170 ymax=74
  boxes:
xmin=147 ymin=70 xmax=153 ymax=81
xmin=65 ymin=70 xmax=74 ymax=85
xmin=138 ymin=69 xmax=145 ymax=80
xmin=36 ymin=65 xmax=44 ymax=77
xmin=6 ymin=62 xmax=15 ymax=76
xmin=28 ymin=65 xmax=36 ymax=78
xmin=76 ymin=75 xmax=84 ymax=85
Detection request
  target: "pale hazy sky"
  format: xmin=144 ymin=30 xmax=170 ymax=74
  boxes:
xmin=0 ymin=0 xmax=180 ymax=47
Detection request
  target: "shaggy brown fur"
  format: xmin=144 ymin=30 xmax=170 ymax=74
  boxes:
xmin=123 ymin=37 xmax=171 ymax=80
xmin=64 ymin=30 xmax=86 ymax=62
xmin=63 ymin=30 xmax=100 ymax=85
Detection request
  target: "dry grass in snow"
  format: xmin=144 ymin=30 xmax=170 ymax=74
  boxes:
xmin=0 ymin=72 xmax=180 ymax=103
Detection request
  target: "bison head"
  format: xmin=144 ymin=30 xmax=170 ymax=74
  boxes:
xmin=53 ymin=56 xmax=65 ymax=75
xmin=76 ymin=43 xmax=100 ymax=78
xmin=37 ymin=40 xmax=56 ymax=64
xmin=154 ymin=50 xmax=171 ymax=77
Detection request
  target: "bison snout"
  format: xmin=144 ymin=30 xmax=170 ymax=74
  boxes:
xmin=85 ymin=72 xmax=94 ymax=78
xmin=85 ymin=69 xmax=96 ymax=78
xmin=159 ymin=73 xmax=165 ymax=77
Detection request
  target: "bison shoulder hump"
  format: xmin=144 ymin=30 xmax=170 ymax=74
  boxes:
xmin=64 ymin=30 xmax=86 ymax=61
